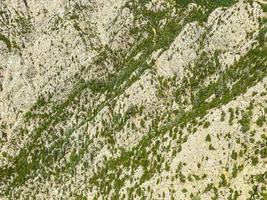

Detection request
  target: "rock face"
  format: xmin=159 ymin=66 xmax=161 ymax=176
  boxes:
xmin=0 ymin=0 xmax=267 ymax=199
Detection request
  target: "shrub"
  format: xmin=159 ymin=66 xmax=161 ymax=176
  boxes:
xmin=205 ymin=134 xmax=211 ymax=142
xmin=256 ymin=115 xmax=266 ymax=127
xmin=203 ymin=121 xmax=211 ymax=128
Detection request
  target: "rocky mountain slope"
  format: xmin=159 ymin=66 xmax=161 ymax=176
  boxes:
xmin=0 ymin=0 xmax=267 ymax=199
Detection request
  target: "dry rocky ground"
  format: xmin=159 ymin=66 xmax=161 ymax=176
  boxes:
xmin=0 ymin=0 xmax=267 ymax=199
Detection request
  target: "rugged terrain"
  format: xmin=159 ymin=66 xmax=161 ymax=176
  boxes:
xmin=0 ymin=0 xmax=267 ymax=199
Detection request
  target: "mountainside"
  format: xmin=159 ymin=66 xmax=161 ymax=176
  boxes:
xmin=0 ymin=0 xmax=267 ymax=199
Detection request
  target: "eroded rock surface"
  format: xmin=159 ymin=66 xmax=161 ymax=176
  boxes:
xmin=0 ymin=0 xmax=267 ymax=199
